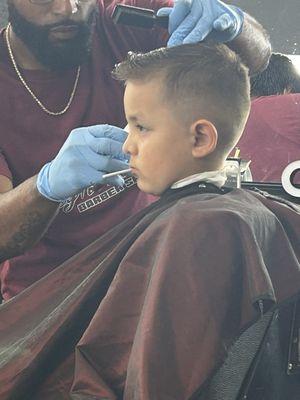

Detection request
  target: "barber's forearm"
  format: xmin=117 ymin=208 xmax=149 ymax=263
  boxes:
xmin=228 ymin=13 xmax=271 ymax=76
xmin=0 ymin=176 xmax=59 ymax=262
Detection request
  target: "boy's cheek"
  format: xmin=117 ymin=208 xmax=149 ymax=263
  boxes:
xmin=135 ymin=175 xmax=162 ymax=196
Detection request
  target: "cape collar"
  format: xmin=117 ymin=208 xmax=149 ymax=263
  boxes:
xmin=171 ymin=169 xmax=227 ymax=189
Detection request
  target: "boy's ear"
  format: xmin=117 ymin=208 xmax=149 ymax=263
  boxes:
xmin=190 ymin=119 xmax=218 ymax=158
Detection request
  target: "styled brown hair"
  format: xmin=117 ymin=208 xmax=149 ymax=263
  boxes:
xmin=113 ymin=42 xmax=250 ymax=156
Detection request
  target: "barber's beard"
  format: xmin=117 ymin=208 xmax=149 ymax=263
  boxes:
xmin=7 ymin=3 xmax=97 ymax=71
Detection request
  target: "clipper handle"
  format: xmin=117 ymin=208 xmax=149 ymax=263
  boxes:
xmin=112 ymin=4 xmax=169 ymax=29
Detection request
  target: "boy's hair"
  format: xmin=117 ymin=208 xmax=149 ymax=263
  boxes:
xmin=250 ymin=53 xmax=300 ymax=97
xmin=113 ymin=42 xmax=250 ymax=157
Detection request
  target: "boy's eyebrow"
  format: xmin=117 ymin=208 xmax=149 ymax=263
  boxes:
xmin=127 ymin=115 xmax=138 ymax=122
xmin=127 ymin=114 xmax=144 ymax=122
xmin=127 ymin=116 xmax=138 ymax=122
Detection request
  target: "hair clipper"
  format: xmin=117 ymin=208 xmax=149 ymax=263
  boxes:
xmin=112 ymin=4 xmax=169 ymax=30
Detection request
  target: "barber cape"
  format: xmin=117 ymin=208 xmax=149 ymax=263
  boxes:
xmin=0 ymin=183 xmax=299 ymax=400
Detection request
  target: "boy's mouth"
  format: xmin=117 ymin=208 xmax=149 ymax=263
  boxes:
xmin=130 ymin=166 xmax=139 ymax=176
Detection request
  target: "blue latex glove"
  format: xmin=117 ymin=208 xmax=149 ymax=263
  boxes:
xmin=157 ymin=0 xmax=244 ymax=47
xmin=37 ymin=125 xmax=129 ymax=202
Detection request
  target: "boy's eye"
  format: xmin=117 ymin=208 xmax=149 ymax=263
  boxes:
xmin=136 ymin=124 xmax=148 ymax=133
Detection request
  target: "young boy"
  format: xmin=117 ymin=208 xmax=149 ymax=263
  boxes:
xmin=0 ymin=43 xmax=299 ymax=400
xmin=119 ymin=42 xmax=251 ymax=196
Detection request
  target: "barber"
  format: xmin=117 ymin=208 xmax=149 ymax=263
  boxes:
xmin=0 ymin=0 xmax=271 ymax=300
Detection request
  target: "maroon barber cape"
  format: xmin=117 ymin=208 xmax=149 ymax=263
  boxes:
xmin=0 ymin=184 xmax=299 ymax=400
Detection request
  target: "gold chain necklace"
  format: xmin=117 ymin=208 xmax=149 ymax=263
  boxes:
xmin=5 ymin=23 xmax=81 ymax=116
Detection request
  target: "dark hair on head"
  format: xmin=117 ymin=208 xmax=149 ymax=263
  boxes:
xmin=113 ymin=42 xmax=250 ymax=155
xmin=250 ymin=53 xmax=300 ymax=97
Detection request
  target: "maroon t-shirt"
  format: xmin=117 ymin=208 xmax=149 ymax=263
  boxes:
xmin=0 ymin=0 xmax=170 ymax=300
xmin=237 ymin=94 xmax=300 ymax=182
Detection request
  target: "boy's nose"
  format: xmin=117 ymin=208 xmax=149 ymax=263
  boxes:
xmin=122 ymin=136 xmax=130 ymax=155
xmin=122 ymin=132 xmax=137 ymax=156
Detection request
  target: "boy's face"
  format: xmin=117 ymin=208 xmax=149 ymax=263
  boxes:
xmin=123 ymin=79 xmax=198 ymax=195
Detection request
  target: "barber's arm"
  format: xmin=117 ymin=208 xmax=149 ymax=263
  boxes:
xmin=226 ymin=12 xmax=271 ymax=76
xmin=0 ymin=176 xmax=59 ymax=263
xmin=157 ymin=0 xmax=271 ymax=75
xmin=0 ymin=125 xmax=128 ymax=262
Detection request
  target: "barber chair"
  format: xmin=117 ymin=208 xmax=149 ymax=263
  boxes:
xmin=194 ymin=299 xmax=300 ymax=400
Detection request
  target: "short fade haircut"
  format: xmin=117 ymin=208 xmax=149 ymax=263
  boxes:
xmin=251 ymin=53 xmax=300 ymax=97
xmin=113 ymin=42 xmax=250 ymax=156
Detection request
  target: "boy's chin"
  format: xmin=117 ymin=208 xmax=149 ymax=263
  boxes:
xmin=136 ymin=180 xmax=166 ymax=196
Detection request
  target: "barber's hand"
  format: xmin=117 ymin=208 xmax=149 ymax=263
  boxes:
xmin=37 ymin=125 xmax=129 ymax=202
xmin=157 ymin=0 xmax=244 ymax=47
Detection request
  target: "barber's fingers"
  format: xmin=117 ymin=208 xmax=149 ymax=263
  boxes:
xmin=158 ymin=0 xmax=244 ymax=46
xmin=77 ymin=166 xmax=126 ymax=188
xmin=88 ymin=137 xmax=128 ymax=160
xmin=157 ymin=1 xmax=191 ymax=34
xmin=76 ymin=143 xmax=129 ymax=171
xmin=213 ymin=13 xmax=235 ymax=32
xmin=103 ymin=174 xmax=125 ymax=187
xmin=182 ymin=8 xmax=235 ymax=43
xmin=183 ymin=15 xmax=213 ymax=43
xmin=80 ymin=124 xmax=128 ymax=143
xmin=156 ymin=8 xmax=172 ymax=22
xmin=78 ymin=127 xmax=129 ymax=162
xmin=168 ymin=1 xmax=205 ymax=46
xmin=181 ymin=0 xmax=217 ymax=43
